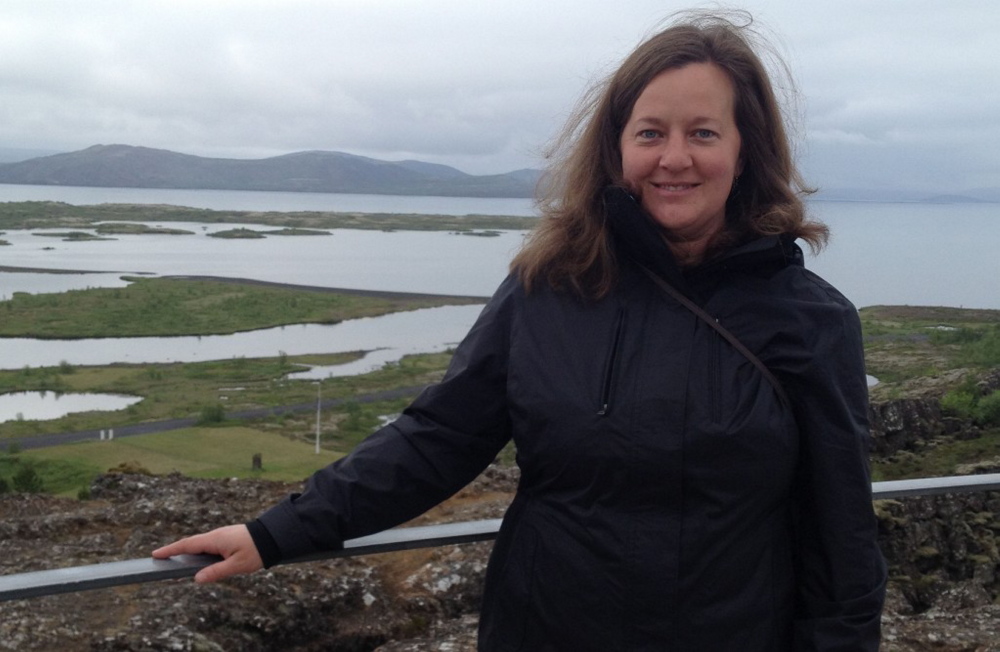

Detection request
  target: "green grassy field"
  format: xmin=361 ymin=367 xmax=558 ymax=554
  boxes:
xmin=0 ymin=350 xmax=451 ymax=497
xmin=2 ymin=426 xmax=341 ymax=496
xmin=860 ymin=305 xmax=1000 ymax=395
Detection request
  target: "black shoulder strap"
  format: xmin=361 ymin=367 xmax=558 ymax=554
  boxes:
xmin=638 ymin=265 xmax=792 ymax=410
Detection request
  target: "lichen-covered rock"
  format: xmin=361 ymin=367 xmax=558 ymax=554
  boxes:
xmin=877 ymin=491 xmax=1000 ymax=622
xmin=869 ymin=398 xmax=947 ymax=456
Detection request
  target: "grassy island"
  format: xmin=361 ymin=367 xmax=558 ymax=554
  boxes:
xmin=0 ymin=201 xmax=536 ymax=232
xmin=207 ymin=227 xmax=266 ymax=239
xmin=94 ymin=222 xmax=195 ymax=235
xmin=0 ymin=276 xmax=484 ymax=338
xmin=32 ymin=231 xmax=115 ymax=242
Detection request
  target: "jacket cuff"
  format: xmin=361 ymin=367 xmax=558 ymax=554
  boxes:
xmin=254 ymin=495 xmax=345 ymax=562
xmin=246 ymin=519 xmax=281 ymax=569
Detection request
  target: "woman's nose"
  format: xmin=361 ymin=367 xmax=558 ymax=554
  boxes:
xmin=658 ymin=137 xmax=692 ymax=170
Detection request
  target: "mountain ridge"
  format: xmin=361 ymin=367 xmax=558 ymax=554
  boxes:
xmin=0 ymin=144 xmax=541 ymax=198
xmin=1 ymin=144 xmax=997 ymax=203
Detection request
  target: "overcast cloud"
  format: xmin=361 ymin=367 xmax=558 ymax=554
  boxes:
xmin=0 ymin=0 xmax=997 ymax=193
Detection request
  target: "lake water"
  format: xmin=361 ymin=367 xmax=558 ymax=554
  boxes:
xmin=0 ymin=391 xmax=141 ymax=423
xmin=804 ymin=201 xmax=999 ymax=312
xmin=0 ymin=304 xmax=483 ymax=372
xmin=1 ymin=184 xmax=998 ymax=376
xmin=0 ymin=224 xmax=523 ymax=297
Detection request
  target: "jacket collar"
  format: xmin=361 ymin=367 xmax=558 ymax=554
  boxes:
xmin=602 ymin=186 xmax=688 ymax=289
xmin=602 ymin=186 xmax=802 ymax=288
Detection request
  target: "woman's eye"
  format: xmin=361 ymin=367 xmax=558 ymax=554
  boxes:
xmin=638 ymin=129 xmax=659 ymax=139
xmin=694 ymin=129 xmax=716 ymax=139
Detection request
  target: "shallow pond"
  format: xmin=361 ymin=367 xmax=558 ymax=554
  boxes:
xmin=0 ymin=391 xmax=141 ymax=423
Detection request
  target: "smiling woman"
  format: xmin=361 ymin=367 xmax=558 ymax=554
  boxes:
xmin=153 ymin=11 xmax=886 ymax=652
xmin=619 ymin=62 xmax=743 ymax=264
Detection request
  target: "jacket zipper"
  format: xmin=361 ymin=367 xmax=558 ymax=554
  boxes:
xmin=597 ymin=308 xmax=627 ymax=416
xmin=709 ymin=331 xmax=721 ymax=424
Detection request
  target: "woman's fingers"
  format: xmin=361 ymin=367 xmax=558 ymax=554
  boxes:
xmin=152 ymin=524 xmax=263 ymax=583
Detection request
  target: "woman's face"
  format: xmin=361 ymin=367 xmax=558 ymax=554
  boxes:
xmin=619 ymin=62 xmax=743 ymax=262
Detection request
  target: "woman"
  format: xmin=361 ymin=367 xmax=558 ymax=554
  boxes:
xmin=155 ymin=12 xmax=886 ymax=651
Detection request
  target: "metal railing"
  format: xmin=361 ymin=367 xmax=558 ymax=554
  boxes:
xmin=3 ymin=473 xmax=1000 ymax=603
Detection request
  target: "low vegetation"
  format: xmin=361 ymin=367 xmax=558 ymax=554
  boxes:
xmin=1 ymin=426 xmax=343 ymax=496
xmin=860 ymin=305 xmax=1000 ymax=399
xmin=0 ymin=276 xmax=484 ymax=338
xmin=0 ymin=201 xmax=536 ymax=232
xmin=263 ymin=227 xmax=332 ymax=236
xmin=0 ymin=350 xmax=453 ymax=441
xmin=860 ymin=306 xmax=1000 ymax=482
xmin=207 ymin=227 xmax=266 ymax=239
xmin=94 ymin=223 xmax=195 ymax=235
xmin=0 ymin=351 xmax=453 ymax=496
xmin=31 ymin=231 xmax=114 ymax=241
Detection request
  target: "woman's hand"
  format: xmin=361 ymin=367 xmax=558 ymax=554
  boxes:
xmin=152 ymin=524 xmax=263 ymax=583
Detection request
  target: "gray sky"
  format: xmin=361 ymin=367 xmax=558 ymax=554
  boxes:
xmin=1 ymin=0 xmax=997 ymax=193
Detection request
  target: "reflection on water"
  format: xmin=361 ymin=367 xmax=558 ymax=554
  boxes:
xmin=0 ymin=391 xmax=141 ymax=423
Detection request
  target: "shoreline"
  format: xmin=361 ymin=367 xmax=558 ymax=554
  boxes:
xmin=0 ymin=266 xmax=491 ymax=302
xmin=0 ymin=264 xmax=128 ymax=275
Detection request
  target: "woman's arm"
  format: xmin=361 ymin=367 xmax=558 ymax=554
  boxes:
xmin=153 ymin=276 xmax=518 ymax=575
xmin=786 ymin=298 xmax=887 ymax=651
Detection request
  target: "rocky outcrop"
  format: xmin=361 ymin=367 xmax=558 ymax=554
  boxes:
xmin=869 ymin=398 xmax=951 ymax=456
xmin=868 ymin=367 xmax=1000 ymax=459
xmin=877 ymin=492 xmax=1000 ymax=609
xmin=3 ymin=466 xmax=1000 ymax=650
xmin=0 ymin=469 xmax=514 ymax=652
xmin=877 ymin=491 xmax=1000 ymax=652
xmin=867 ymin=396 xmax=986 ymax=462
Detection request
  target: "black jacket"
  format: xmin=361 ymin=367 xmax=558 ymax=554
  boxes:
xmin=253 ymin=197 xmax=886 ymax=651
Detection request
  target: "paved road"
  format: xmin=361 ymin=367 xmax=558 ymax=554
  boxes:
xmin=7 ymin=385 xmax=427 ymax=451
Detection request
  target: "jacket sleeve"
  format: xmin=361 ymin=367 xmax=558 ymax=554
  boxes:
xmin=782 ymin=290 xmax=887 ymax=651
xmin=253 ymin=276 xmax=517 ymax=563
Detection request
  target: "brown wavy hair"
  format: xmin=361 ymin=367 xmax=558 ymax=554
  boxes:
xmin=512 ymin=11 xmax=828 ymax=297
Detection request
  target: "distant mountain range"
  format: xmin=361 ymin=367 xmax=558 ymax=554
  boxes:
xmin=0 ymin=144 xmax=996 ymax=203
xmin=0 ymin=145 xmax=542 ymax=198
